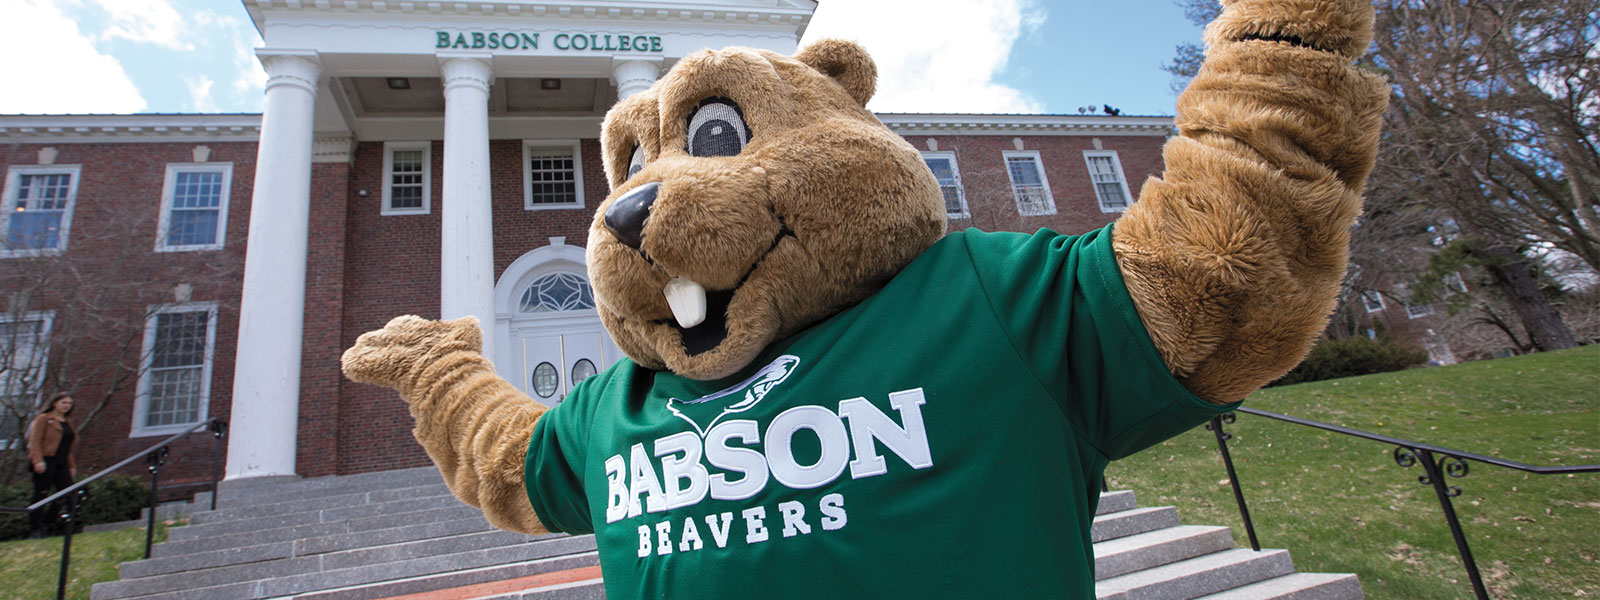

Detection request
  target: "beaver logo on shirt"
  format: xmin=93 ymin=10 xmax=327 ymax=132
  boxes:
xmin=667 ymin=355 xmax=800 ymax=436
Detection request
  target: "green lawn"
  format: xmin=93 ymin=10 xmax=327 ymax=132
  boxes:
xmin=1106 ymin=345 xmax=1600 ymax=600
xmin=0 ymin=525 xmax=168 ymax=600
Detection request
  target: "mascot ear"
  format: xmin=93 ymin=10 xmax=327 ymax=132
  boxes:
xmin=795 ymin=39 xmax=877 ymax=107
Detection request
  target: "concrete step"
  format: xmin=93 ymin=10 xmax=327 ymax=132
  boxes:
xmin=188 ymin=482 xmax=455 ymax=524
xmin=153 ymin=512 xmax=493 ymax=559
xmin=216 ymin=467 xmax=445 ymax=504
xmin=480 ymin=578 xmax=607 ymax=600
xmin=1194 ymin=573 xmax=1363 ymax=600
xmin=169 ymin=493 xmax=470 ymax=540
xmin=91 ymin=534 xmax=597 ymax=600
xmin=1096 ymin=548 xmax=1296 ymax=600
xmin=1091 ymin=506 xmax=1183 ymax=543
xmin=285 ymin=553 xmax=602 ymax=600
xmin=1094 ymin=525 xmax=1236 ymax=580
xmin=1097 ymin=489 xmax=1138 ymax=515
xmin=124 ymin=526 xmax=551 ymax=579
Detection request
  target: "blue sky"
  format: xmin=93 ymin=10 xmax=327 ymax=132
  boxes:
xmin=0 ymin=0 xmax=1204 ymax=117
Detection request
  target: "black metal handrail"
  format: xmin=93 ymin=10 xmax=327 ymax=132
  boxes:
xmin=0 ymin=418 xmax=227 ymax=600
xmin=1207 ymin=407 xmax=1600 ymax=600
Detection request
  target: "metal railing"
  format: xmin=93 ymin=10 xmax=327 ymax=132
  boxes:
xmin=0 ymin=419 xmax=227 ymax=600
xmin=1206 ymin=408 xmax=1600 ymax=600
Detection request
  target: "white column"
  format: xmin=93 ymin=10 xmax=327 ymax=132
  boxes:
xmin=226 ymin=49 xmax=320 ymax=479
xmin=612 ymin=59 xmax=661 ymax=100
xmin=438 ymin=54 xmax=496 ymax=354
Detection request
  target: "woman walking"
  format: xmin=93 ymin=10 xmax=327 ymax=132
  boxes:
xmin=26 ymin=393 xmax=77 ymax=538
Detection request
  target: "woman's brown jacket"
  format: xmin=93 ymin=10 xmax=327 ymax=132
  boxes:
xmin=26 ymin=414 xmax=76 ymax=472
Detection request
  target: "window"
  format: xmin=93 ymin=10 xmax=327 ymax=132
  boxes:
xmin=1003 ymin=151 xmax=1055 ymax=216
xmin=382 ymin=142 xmax=431 ymax=215
xmin=133 ymin=303 xmax=216 ymax=436
xmin=1444 ymin=272 xmax=1468 ymax=293
xmin=1361 ymin=290 xmax=1386 ymax=313
xmin=523 ymin=141 xmax=585 ymax=210
xmin=157 ymin=163 xmax=233 ymax=251
xmin=1406 ymin=303 xmax=1435 ymax=319
xmin=2 ymin=165 xmax=80 ymax=255
xmin=1084 ymin=150 xmax=1134 ymax=212
xmin=0 ymin=312 xmax=52 ymax=449
xmin=921 ymin=152 xmax=968 ymax=218
xmin=519 ymin=272 xmax=595 ymax=313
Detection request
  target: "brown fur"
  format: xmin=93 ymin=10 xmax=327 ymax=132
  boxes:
xmin=342 ymin=0 xmax=1388 ymax=542
xmin=588 ymin=42 xmax=945 ymax=380
xmin=1113 ymin=0 xmax=1389 ymax=402
xmin=342 ymin=316 xmax=548 ymax=534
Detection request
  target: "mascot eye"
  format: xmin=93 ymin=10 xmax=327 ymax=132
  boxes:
xmin=627 ymin=145 xmax=647 ymax=179
xmin=686 ymin=98 xmax=749 ymax=158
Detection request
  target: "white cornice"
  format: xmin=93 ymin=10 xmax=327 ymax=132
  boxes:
xmin=0 ymin=115 xmax=263 ymax=143
xmin=245 ymin=1 xmax=816 ymax=36
xmin=878 ymin=113 xmax=1174 ymax=137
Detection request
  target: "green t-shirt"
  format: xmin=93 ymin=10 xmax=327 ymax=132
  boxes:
xmin=526 ymin=226 xmax=1238 ymax=599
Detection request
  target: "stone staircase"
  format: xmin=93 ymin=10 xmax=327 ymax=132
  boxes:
xmin=91 ymin=467 xmax=1361 ymax=599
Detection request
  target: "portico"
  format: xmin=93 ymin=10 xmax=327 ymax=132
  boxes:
xmin=227 ymin=0 xmax=816 ymax=478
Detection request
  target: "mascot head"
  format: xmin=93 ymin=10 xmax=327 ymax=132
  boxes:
xmin=588 ymin=39 xmax=946 ymax=380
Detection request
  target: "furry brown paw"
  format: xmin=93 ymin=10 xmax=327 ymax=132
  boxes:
xmin=341 ymin=315 xmax=483 ymax=390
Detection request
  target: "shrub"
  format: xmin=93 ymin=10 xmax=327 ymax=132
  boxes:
xmin=0 ymin=475 xmax=151 ymax=540
xmin=1272 ymin=336 xmax=1429 ymax=386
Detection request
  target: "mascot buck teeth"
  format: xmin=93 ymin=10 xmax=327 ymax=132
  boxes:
xmin=342 ymin=0 xmax=1389 ymax=596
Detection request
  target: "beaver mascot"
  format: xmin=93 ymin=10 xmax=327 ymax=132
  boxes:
xmin=342 ymin=0 xmax=1388 ymax=596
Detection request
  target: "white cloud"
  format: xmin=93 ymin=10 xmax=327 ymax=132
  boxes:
xmin=0 ymin=0 xmax=146 ymax=114
xmin=84 ymin=0 xmax=192 ymax=51
xmin=801 ymin=0 xmax=1045 ymax=114
xmin=185 ymin=75 xmax=217 ymax=112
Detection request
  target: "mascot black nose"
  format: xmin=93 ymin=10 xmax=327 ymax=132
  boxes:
xmin=604 ymin=182 xmax=657 ymax=250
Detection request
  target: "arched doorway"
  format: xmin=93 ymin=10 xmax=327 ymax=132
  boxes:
xmin=493 ymin=238 xmax=622 ymax=406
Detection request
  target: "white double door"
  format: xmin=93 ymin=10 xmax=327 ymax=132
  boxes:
xmin=509 ymin=317 xmax=619 ymax=405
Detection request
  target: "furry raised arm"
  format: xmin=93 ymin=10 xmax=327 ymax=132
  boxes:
xmin=1112 ymin=0 xmax=1390 ymax=403
xmin=341 ymin=316 xmax=548 ymax=534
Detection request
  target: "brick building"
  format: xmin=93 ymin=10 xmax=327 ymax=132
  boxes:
xmin=0 ymin=0 xmax=1172 ymax=484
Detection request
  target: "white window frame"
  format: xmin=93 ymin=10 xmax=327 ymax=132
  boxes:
xmin=1444 ymin=272 xmax=1468 ymax=293
xmin=522 ymin=140 xmax=586 ymax=211
xmin=156 ymin=163 xmax=233 ymax=252
xmin=0 ymin=311 xmax=53 ymax=450
xmin=1406 ymin=303 xmax=1435 ymax=319
xmin=920 ymin=151 xmax=969 ymax=219
xmin=1083 ymin=150 xmax=1135 ymax=213
xmin=1002 ymin=151 xmax=1055 ymax=216
xmin=1362 ymin=290 xmax=1386 ymax=313
xmin=381 ymin=141 xmax=432 ymax=216
xmin=131 ymin=302 xmax=218 ymax=438
xmin=1 ymin=165 xmax=81 ymax=257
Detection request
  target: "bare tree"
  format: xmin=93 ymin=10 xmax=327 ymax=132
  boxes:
xmin=0 ymin=204 xmax=238 ymax=486
xmin=1166 ymin=0 xmax=1595 ymax=353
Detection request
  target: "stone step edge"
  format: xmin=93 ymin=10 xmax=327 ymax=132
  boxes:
xmin=1193 ymin=572 xmax=1363 ymax=600
xmin=376 ymin=565 xmax=605 ymax=600
xmin=191 ymin=483 xmax=457 ymax=524
xmin=1095 ymin=548 xmax=1294 ymax=599
xmin=123 ymin=527 xmax=551 ymax=580
xmin=271 ymin=550 xmax=602 ymax=600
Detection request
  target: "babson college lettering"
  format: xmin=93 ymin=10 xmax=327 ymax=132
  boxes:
xmin=608 ymin=384 xmax=934 ymax=558
xmin=435 ymin=30 xmax=664 ymax=53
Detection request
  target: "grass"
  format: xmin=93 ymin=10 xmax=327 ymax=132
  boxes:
xmin=1106 ymin=344 xmax=1600 ymax=600
xmin=0 ymin=524 xmax=169 ymax=600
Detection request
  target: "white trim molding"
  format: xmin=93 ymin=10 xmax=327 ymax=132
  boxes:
xmin=156 ymin=162 xmax=235 ymax=252
xmin=1083 ymin=150 xmax=1134 ymax=213
xmin=0 ymin=115 xmax=262 ymax=144
xmin=131 ymin=302 xmax=219 ymax=438
xmin=523 ymin=140 xmax=586 ymax=210
xmin=882 ymin=113 xmax=1173 ymax=137
xmin=1002 ymin=150 xmax=1055 ymax=217
xmin=1 ymin=164 xmax=82 ymax=257
xmin=919 ymin=151 xmax=968 ymax=219
xmin=381 ymin=141 xmax=433 ymax=215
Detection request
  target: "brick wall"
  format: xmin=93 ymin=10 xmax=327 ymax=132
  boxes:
xmin=5 ymin=129 xmax=1172 ymax=480
xmin=900 ymin=134 xmax=1169 ymax=235
xmin=0 ymin=141 xmax=254 ymax=487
